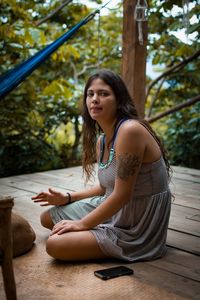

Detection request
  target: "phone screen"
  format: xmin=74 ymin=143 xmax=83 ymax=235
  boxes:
xmin=94 ymin=266 xmax=134 ymax=280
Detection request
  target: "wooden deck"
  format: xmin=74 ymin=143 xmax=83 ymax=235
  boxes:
xmin=0 ymin=165 xmax=200 ymax=300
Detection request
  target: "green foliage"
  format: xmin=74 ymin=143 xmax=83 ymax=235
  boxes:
xmin=163 ymin=103 xmax=200 ymax=169
xmin=0 ymin=0 xmax=199 ymax=176
xmin=0 ymin=0 xmax=122 ymax=177
xmin=0 ymin=132 xmax=64 ymax=177
xmin=147 ymin=0 xmax=200 ymax=169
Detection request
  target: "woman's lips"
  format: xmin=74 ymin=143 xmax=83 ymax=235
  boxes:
xmin=90 ymin=106 xmax=102 ymax=113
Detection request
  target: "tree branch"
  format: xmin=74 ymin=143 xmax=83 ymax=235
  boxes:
xmin=147 ymin=95 xmax=200 ymax=123
xmin=77 ymin=64 xmax=100 ymax=77
xmin=146 ymin=50 xmax=200 ymax=100
xmin=35 ymin=0 xmax=73 ymax=26
xmin=147 ymin=77 xmax=165 ymax=118
xmin=69 ymin=60 xmax=78 ymax=82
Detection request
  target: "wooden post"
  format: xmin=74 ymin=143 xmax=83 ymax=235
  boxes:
xmin=0 ymin=196 xmax=17 ymax=300
xmin=122 ymin=0 xmax=147 ymax=118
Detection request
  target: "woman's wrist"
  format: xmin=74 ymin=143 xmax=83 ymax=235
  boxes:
xmin=61 ymin=192 xmax=72 ymax=205
xmin=66 ymin=192 xmax=72 ymax=204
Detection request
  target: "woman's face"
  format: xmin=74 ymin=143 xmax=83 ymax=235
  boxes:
xmin=86 ymin=78 xmax=118 ymax=123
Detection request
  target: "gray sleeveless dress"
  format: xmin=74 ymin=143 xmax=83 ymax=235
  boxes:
xmin=50 ymin=122 xmax=171 ymax=262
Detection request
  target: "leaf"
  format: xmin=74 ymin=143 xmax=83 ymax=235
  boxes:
xmin=24 ymin=29 xmax=34 ymax=46
xmin=42 ymin=80 xmax=72 ymax=100
xmin=29 ymin=28 xmax=43 ymax=44
xmin=8 ymin=43 xmax=24 ymax=49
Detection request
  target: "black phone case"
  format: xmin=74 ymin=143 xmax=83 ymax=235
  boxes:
xmin=94 ymin=266 xmax=134 ymax=280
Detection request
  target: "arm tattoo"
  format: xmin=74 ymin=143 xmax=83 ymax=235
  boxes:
xmin=117 ymin=153 xmax=141 ymax=181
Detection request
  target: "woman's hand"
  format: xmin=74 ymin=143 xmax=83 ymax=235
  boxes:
xmin=51 ymin=220 xmax=87 ymax=235
xmin=32 ymin=188 xmax=69 ymax=206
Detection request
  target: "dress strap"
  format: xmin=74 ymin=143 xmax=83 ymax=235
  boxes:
xmin=99 ymin=118 xmax=129 ymax=163
xmin=100 ymin=134 xmax=105 ymax=163
xmin=111 ymin=118 xmax=129 ymax=148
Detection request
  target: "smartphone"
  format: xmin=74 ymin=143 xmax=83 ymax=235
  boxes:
xmin=94 ymin=266 xmax=134 ymax=280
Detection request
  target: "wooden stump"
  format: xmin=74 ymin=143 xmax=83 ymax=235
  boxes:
xmin=0 ymin=196 xmax=17 ymax=300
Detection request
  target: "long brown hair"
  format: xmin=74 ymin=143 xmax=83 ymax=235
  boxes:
xmin=82 ymin=69 xmax=171 ymax=181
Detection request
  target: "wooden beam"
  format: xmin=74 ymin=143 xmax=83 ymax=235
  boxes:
xmin=122 ymin=0 xmax=147 ymax=118
xmin=0 ymin=196 xmax=17 ymax=300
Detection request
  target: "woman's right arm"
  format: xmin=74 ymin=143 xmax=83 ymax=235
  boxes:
xmin=32 ymin=136 xmax=105 ymax=206
xmin=32 ymin=183 xmax=105 ymax=207
xmin=70 ymin=184 xmax=105 ymax=202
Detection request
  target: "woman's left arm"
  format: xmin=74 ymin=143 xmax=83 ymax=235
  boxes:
xmin=81 ymin=122 xmax=145 ymax=228
xmin=51 ymin=123 xmax=145 ymax=235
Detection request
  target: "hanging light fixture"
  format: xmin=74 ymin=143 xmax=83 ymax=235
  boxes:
xmin=135 ymin=0 xmax=148 ymax=21
xmin=134 ymin=0 xmax=148 ymax=45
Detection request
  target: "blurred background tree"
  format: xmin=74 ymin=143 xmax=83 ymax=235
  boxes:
xmin=146 ymin=0 xmax=200 ymax=169
xmin=0 ymin=0 xmax=199 ymax=177
xmin=0 ymin=0 xmax=122 ymax=176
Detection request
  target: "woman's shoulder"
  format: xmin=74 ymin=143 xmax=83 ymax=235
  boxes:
xmin=115 ymin=119 xmax=152 ymax=151
xmin=114 ymin=120 xmax=146 ymax=152
xmin=119 ymin=119 xmax=145 ymax=136
xmin=116 ymin=119 xmax=162 ymax=163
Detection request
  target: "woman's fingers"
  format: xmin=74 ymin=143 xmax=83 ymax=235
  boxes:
xmin=56 ymin=228 xmax=69 ymax=235
xmin=32 ymin=192 xmax=48 ymax=200
xmin=40 ymin=202 xmax=51 ymax=207
xmin=49 ymin=188 xmax=59 ymax=195
xmin=50 ymin=220 xmax=85 ymax=236
xmin=53 ymin=220 xmax=64 ymax=230
xmin=51 ymin=221 xmax=71 ymax=235
xmin=32 ymin=198 xmax=44 ymax=203
xmin=32 ymin=189 xmax=66 ymax=206
xmin=31 ymin=198 xmax=50 ymax=206
xmin=32 ymin=191 xmax=53 ymax=203
xmin=32 ymin=196 xmax=48 ymax=202
xmin=51 ymin=226 xmax=67 ymax=235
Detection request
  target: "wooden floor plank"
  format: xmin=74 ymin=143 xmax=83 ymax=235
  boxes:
xmin=170 ymin=181 xmax=200 ymax=197
xmin=133 ymin=262 xmax=200 ymax=300
xmin=0 ymin=164 xmax=200 ymax=299
xmin=0 ymin=173 xmax=93 ymax=195
xmin=172 ymin=165 xmax=200 ymax=177
xmin=169 ymin=203 xmax=200 ymax=237
xmin=0 ymin=185 xmax=31 ymax=196
xmin=167 ymin=229 xmax=200 ymax=255
xmin=147 ymin=248 xmax=200 ymax=282
xmin=172 ymin=171 xmax=200 ymax=184
xmin=0 ymin=177 xmax=79 ymax=195
xmin=172 ymin=194 xmax=200 ymax=210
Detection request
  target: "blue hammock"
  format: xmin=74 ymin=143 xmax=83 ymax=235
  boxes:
xmin=0 ymin=9 xmax=99 ymax=99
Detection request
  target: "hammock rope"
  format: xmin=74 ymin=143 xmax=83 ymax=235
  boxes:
xmin=0 ymin=1 xmax=111 ymax=99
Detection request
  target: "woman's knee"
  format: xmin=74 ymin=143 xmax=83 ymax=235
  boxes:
xmin=40 ymin=210 xmax=54 ymax=229
xmin=45 ymin=232 xmax=108 ymax=261
xmin=46 ymin=235 xmax=60 ymax=259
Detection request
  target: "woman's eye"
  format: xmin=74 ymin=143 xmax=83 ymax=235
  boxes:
xmin=87 ymin=92 xmax=93 ymax=97
xmin=99 ymin=91 xmax=109 ymax=97
xmin=87 ymin=91 xmax=110 ymax=97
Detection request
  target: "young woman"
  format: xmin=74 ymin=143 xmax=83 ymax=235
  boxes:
xmin=32 ymin=69 xmax=171 ymax=262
